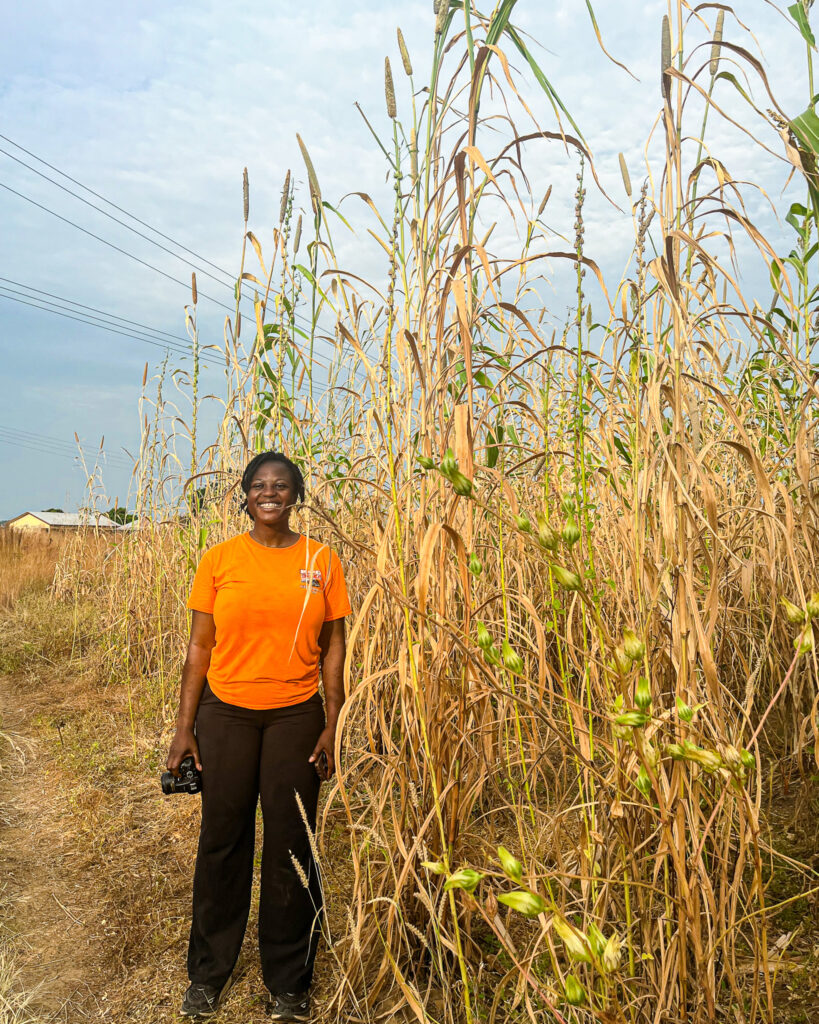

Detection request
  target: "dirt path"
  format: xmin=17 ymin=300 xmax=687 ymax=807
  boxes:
xmin=0 ymin=672 xmax=105 ymax=1021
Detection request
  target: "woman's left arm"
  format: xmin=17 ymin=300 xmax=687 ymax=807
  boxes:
xmin=310 ymin=617 xmax=347 ymax=779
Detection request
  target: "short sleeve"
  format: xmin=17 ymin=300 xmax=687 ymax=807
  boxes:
xmin=323 ymin=549 xmax=351 ymax=621
xmin=187 ymin=548 xmax=216 ymax=613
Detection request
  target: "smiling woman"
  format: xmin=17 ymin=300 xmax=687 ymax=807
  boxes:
xmin=165 ymin=450 xmax=351 ymax=1021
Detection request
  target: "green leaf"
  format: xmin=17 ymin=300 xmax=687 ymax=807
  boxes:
xmin=786 ymin=201 xmax=810 ymax=233
xmin=791 ymin=105 xmax=819 ymax=155
xmin=788 ymin=2 xmax=816 ymax=48
xmin=293 ymin=264 xmax=333 ymax=307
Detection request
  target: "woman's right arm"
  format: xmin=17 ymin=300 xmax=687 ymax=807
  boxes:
xmin=166 ymin=610 xmax=216 ymax=774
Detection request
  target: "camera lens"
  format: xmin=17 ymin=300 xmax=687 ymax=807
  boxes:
xmin=160 ymin=771 xmax=176 ymax=795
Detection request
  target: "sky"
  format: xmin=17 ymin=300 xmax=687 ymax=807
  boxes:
xmin=0 ymin=0 xmax=808 ymax=519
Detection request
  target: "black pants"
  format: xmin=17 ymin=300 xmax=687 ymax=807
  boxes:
xmin=188 ymin=683 xmax=325 ymax=994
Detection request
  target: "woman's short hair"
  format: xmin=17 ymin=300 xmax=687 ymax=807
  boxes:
xmin=239 ymin=452 xmax=305 ymax=517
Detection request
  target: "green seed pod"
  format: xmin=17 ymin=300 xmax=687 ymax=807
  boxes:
xmin=450 ymin=471 xmax=473 ymax=498
xmin=421 ymin=860 xmax=446 ymax=874
xmin=476 ymin=622 xmax=493 ymax=651
xmin=643 ymin=742 xmax=660 ymax=769
xmin=417 ymin=453 xmax=436 ymax=470
xmin=740 ymin=748 xmax=755 ymax=770
xmin=444 ymin=868 xmax=483 ymax=893
xmin=553 ymin=917 xmax=592 ymax=962
xmin=634 ymin=675 xmax=652 ymax=711
xmin=587 ymin=922 xmax=606 ymax=957
xmin=665 ymin=742 xmax=686 ymax=760
xmin=614 ymin=710 xmax=649 ymax=728
xmin=795 ymin=628 xmax=814 ymax=655
xmin=721 ymin=744 xmax=743 ymax=772
xmin=564 ymin=974 xmax=587 ymax=1007
xmin=807 ymin=592 xmax=819 ymax=619
xmin=602 ymin=932 xmax=622 ymax=973
xmin=536 ymin=513 xmax=559 ymax=551
xmin=623 ymin=628 xmax=646 ymax=662
xmin=551 ymin=564 xmax=582 ymax=591
xmin=688 ymin=747 xmax=722 ymax=772
xmin=513 ymin=512 xmax=532 ymax=534
xmin=562 ymin=516 xmax=581 ymax=547
xmin=634 ymin=765 xmax=652 ymax=797
xmin=468 ymin=552 xmax=482 ymax=576
xmin=676 ymin=696 xmax=694 ymax=722
xmin=560 ymin=493 xmax=576 ymax=515
xmin=440 ymin=447 xmax=457 ymax=479
xmin=497 ymin=846 xmax=523 ymax=883
xmin=613 ymin=646 xmax=633 ymax=675
xmin=781 ymin=597 xmax=807 ymax=625
xmin=502 ymin=640 xmax=524 ymax=675
xmin=483 ymin=644 xmax=502 ymax=667
xmin=497 ymin=890 xmax=546 ymax=917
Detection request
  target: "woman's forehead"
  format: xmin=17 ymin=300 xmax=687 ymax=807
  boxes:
xmin=251 ymin=461 xmax=293 ymax=483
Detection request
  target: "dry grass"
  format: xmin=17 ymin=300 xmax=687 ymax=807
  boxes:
xmin=4 ymin=3 xmax=819 ymax=1023
xmin=0 ymin=532 xmax=66 ymax=611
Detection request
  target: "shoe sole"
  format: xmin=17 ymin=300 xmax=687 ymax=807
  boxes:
xmin=180 ymin=976 xmax=234 ymax=1018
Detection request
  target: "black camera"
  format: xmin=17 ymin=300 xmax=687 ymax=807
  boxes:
xmin=161 ymin=755 xmax=202 ymax=795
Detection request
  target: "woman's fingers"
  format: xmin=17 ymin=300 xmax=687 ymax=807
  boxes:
xmin=166 ymin=732 xmax=202 ymax=774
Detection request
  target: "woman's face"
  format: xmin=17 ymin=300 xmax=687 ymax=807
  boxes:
xmin=246 ymin=461 xmax=298 ymax=526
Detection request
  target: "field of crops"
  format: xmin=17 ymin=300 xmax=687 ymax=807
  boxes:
xmin=2 ymin=3 xmax=819 ymax=1023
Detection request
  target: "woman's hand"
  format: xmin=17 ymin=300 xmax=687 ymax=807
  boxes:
xmin=167 ymin=726 xmax=202 ymax=775
xmin=309 ymin=726 xmax=336 ymax=781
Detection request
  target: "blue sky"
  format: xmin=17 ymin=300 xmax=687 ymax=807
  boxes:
xmin=0 ymin=0 xmax=807 ymax=518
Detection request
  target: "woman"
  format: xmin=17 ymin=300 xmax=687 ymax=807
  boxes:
xmin=166 ymin=451 xmax=350 ymax=1021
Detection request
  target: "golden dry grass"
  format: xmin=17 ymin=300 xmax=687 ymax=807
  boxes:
xmin=0 ymin=532 xmax=65 ymax=611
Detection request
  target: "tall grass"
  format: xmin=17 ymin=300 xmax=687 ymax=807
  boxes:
xmin=62 ymin=3 xmax=819 ymax=1021
xmin=0 ymin=532 xmax=69 ymax=611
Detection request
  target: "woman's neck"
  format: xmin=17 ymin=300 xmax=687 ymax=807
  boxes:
xmin=248 ymin=521 xmax=300 ymax=549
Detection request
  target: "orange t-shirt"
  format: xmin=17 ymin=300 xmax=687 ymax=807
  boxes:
xmin=187 ymin=533 xmax=351 ymax=709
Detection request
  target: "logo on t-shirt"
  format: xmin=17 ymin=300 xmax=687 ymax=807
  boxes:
xmin=300 ymin=569 xmax=323 ymax=592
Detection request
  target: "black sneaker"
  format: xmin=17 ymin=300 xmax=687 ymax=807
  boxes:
xmin=180 ymin=977 xmax=234 ymax=1017
xmin=268 ymin=990 xmax=310 ymax=1021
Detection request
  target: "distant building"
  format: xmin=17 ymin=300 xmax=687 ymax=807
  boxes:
xmin=5 ymin=511 xmax=119 ymax=531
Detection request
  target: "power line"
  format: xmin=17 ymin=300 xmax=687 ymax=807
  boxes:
xmin=0 ymin=144 xmax=236 ymax=290
xmin=0 ymin=141 xmax=355 ymax=370
xmin=0 ymin=433 xmax=130 ymax=469
xmin=0 ymin=434 xmax=85 ymax=463
xmin=0 ymin=424 xmax=132 ymax=468
xmin=0 ymin=183 xmax=345 ymax=374
xmin=0 ymin=289 xmax=209 ymax=365
xmin=0 ymin=287 xmax=345 ymax=381
xmin=0 ymin=132 xmax=235 ymax=281
xmin=0 ymin=278 xmax=191 ymax=345
xmin=0 ymin=285 xmax=195 ymax=357
xmin=0 ymin=179 xmax=239 ymax=314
